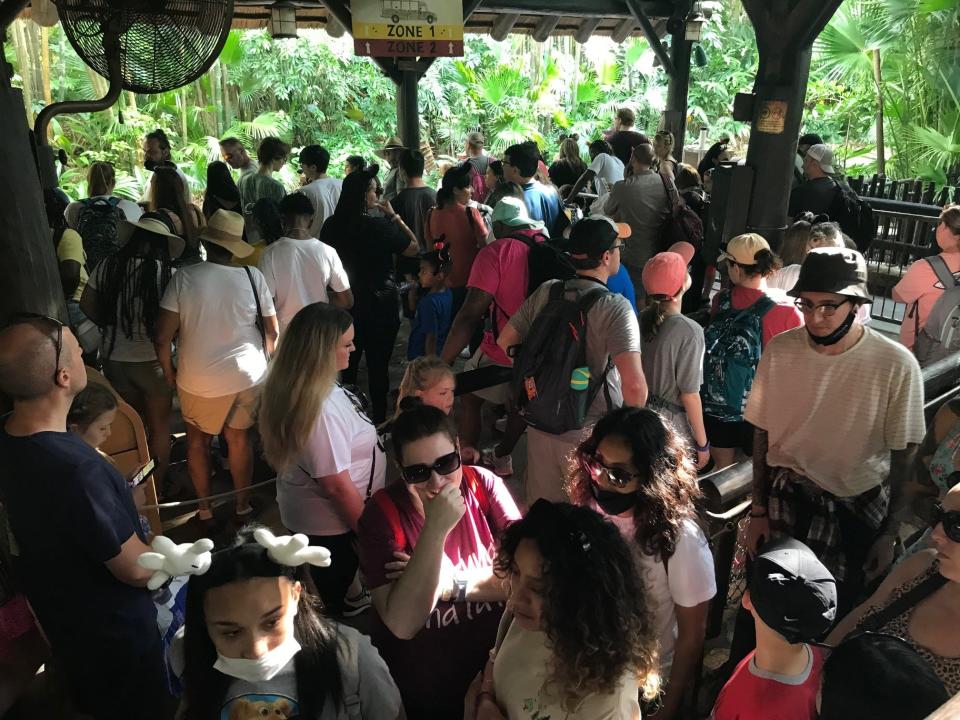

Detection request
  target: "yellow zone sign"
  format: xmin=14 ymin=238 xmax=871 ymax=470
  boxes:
xmin=353 ymin=22 xmax=464 ymax=40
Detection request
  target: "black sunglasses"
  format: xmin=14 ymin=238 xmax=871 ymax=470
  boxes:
xmin=933 ymin=502 xmax=960 ymax=543
xmin=400 ymin=450 xmax=461 ymax=484
xmin=582 ymin=452 xmax=642 ymax=488
xmin=4 ymin=312 xmax=64 ymax=383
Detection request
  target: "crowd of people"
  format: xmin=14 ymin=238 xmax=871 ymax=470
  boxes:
xmin=1 ymin=108 xmax=959 ymax=720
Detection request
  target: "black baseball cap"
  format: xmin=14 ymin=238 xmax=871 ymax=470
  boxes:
xmin=567 ymin=216 xmax=631 ymax=260
xmin=750 ymin=537 xmax=838 ymax=644
xmin=787 ymin=247 xmax=870 ymax=299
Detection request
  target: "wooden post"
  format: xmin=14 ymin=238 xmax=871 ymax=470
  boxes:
xmin=0 ymin=54 xmax=66 ymax=322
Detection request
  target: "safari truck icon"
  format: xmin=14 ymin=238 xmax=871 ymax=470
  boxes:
xmin=381 ymin=0 xmax=436 ymax=24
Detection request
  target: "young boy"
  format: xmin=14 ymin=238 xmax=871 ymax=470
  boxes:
xmin=407 ymin=249 xmax=453 ymax=359
xmin=711 ymin=537 xmax=837 ymax=720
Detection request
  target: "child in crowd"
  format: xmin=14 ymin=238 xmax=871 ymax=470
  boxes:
xmin=396 ymin=355 xmax=456 ymax=416
xmin=711 ymin=537 xmax=837 ymax=720
xmin=407 ymin=247 xmax=453 ymax=360
xmin=67 ymin=383 xmax=117 ymax=451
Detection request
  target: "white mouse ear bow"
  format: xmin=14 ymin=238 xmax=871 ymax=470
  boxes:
xmin=253 ymin=528 xmax=332 ymax=568
xmin=137 ymin=536 xmax=215 ymax=591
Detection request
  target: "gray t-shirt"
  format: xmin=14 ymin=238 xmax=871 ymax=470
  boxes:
xmin=218 ymin=624 xmax=401 ymax=720
xmin=641 ymin=313 xmax=704 ymax=405
xmin=605 ymin=170 xmax=669 ymax=269
xmin=508 ymin=277 xmax=641 ymax=423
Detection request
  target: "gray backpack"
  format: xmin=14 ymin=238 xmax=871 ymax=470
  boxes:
xmin=913 ymin=255 xmax=960 ymax=366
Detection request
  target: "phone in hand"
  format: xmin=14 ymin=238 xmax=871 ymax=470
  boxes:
xmin=127 ymin=458 xmax=156 ymax=488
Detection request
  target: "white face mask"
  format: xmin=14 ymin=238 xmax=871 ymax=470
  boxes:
xmin=213 ymin=635 xmax=301 ymax=683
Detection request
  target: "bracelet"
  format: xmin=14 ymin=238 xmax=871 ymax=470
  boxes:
xmin=694 ymin=440 xmax=711 ymax=453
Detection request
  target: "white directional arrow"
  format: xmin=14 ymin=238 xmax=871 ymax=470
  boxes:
xmin=448 ymin=41 xmax=454 ymax=53
xmin=365 ymin=41 xmax=372 ymax=54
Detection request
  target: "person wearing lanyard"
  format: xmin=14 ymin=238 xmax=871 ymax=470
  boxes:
xmin=258 ymin=302 xmax=386 ymax=617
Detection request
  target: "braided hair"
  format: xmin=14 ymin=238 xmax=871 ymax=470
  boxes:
xmin=96 ymin=215 xmax=174 ymax=358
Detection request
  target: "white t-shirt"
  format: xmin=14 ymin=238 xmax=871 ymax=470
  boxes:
xmin=141 ymin=165 xmax=192 ymax=205
xmin=159 ymin=262 xmax=276 ymax=397
xmin=609 ymin=515 xmax=716 ymax=674
xmin=301 ymin=177 xmax=343 ymax=239
xmin=589 ymin=153 xmax=625 ymax=197
xmin=277 ymin=385 xmax=386 ymax=536
xmin=258 ymin=236 xmax=350 ymax=331
xmin=65 ymin=195 xmax=143 ymax=230
xmin=493 ymin=619 xmax=641 ymax=720
xmin=87 ymin=258 xmax=168 ymax=362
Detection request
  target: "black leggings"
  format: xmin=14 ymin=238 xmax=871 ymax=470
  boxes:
xmin=307 ymin=531 xmax=359 ymax=616
xmin=342 ymin=294 xmax=401 ymax=424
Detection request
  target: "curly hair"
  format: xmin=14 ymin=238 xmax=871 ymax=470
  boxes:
xmin=495 ymin=501 xmax=659 ymax=706
xmin=566 ymin=407 xmax=702 ymax=560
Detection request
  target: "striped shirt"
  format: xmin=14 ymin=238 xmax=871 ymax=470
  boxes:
xmin=744 ymin=326 xmax=924 ymax=497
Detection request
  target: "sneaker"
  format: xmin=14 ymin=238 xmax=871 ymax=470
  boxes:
xmin=342 ymin=589 xmax=372 ymax=617
xmin=481 ymin=447 xmax=513 ymax=477
xmin=494 ymin=416 xmax=507 ymax=433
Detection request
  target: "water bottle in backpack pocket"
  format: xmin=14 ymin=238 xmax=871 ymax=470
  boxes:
xmin=512 ymin=281 xmax=612 ymax=434
xmin=701 ymin=291 xmax=775 ymax=422
xmin=77 ymin=196 xmax=124 ymax=272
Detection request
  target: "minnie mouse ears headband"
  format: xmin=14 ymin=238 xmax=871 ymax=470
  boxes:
xmin=136 ymin=528 xmax=331 ymax=591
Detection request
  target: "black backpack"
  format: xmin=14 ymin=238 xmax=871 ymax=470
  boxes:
xmin=512 ymin=280 xmax=612 ymax=435
xmin=829 ymin=179 xmax=875 ymax=252
xmin=77 ymin=197 xmax=124 ymax=272
xmin=489 ymin=232 xmax=575 ymax=340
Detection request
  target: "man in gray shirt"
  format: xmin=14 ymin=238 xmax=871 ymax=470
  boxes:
xmin=498 ymin=217 xmax=648 ymax=504
xmin=605 ymin=143 xmax=669 ymax=295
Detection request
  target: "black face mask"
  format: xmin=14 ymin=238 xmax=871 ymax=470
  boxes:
xmin=807 ymin=310 xmax=857 ymax=347
xmin=144 ymin=158 xmax=159 ymax=172
xmin=590 ymin=482 xmax=637 ymax=516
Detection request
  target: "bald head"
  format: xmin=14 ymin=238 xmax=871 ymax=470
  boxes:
xmin=631 ymin=143 xmax=656 ymax=169
xmin=0 ymin=322 xmax=79 ymax=400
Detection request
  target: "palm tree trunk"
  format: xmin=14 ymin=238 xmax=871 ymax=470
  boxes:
xmin=872 ymin=48 xmax=885 ymax=175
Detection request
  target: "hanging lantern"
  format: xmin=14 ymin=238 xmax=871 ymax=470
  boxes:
xmin=269 ymin=2 xmax=298 ymax=39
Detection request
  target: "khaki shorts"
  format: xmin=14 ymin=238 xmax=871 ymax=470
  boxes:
xmin=464 ymin=348 xmax=510 ymax=405
xmin=178 ymin=386 xmax=259 ymax=435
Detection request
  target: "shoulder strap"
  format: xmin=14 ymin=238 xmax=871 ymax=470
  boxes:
xmin=859 ymin=569 xmax=949 ymax=633
xmin=925 ymin=255 xmax=959 ymax=290
xmin=372 ymin=490 xmax=407 ymax=551
xmin=243 ymin=266 xmax=269 ymax=360
xmin=339 ymin=630 xmax=363 ymax=720
xmin=463 ymin=465 xmax=490 ymax=518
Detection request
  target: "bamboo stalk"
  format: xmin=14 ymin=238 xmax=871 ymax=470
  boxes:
xmin=872 ymin=48 xmax=885 ymax=176
xmin=12 ymin=21 xmax=34 ymax=123
xmin=40 ymin=26 xmax=51 ymax=106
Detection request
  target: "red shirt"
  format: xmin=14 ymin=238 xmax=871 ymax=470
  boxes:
xmin=426 ymin=204 xmax=487 ymax=288
xmin=711 ymin=285 xmax=803 ymax=346
xmin=711 ymin=646 xmax=824 ymax=720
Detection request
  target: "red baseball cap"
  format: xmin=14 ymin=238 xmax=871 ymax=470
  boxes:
xmin=642 ymin=241 xmax=695 ymax=298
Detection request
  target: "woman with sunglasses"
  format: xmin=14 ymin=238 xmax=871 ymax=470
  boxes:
xmin=320 ymin=167 xmax=418 ymax=424
xmin=703 ymin=232 xmax=802 ymax=469
xmin=566 ymin=407 xmax=715 ymax=720
xmin=357 ymin=399 xmax=521 ymax=718
xmin=464 ymin=500 xmax=659 ymax=720
xmin=827 ymin=481 xmax=960 ymax=696
xmin=259 ymin=303 xmax=385 ymax=617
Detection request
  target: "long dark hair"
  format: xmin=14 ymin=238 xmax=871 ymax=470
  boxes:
xmin=44 ymin=188 xmax=69 ymax=248
xmin=436 ymin=164 xmax=478 ymax=232
xmin=150 ymin=166 xmax=198 ymax=248
xmin=566 ymin=407 xmax=702 ymax=559
xmin=494 ymin=501 xmax=659 ymax=705
xmin=182 ymin=525 xmax=343 ymax=720
xmin=203 ymin=160 xmax=240 ymax=218
xmin=251 ymin=197 xmax=283 ymax=245
xmin=332 ymin=168 xmax=377 ymax=220
xmin=96 ymin=215 xmax=175 ymax=357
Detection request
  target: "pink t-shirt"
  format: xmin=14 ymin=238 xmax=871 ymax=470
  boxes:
xmin=893 ymin=252 xmax=960 ymax=348
xmin=711 ymin=286 xmax=804 ymax=346
xmin=711 ymin=646 xmax=824 ymax=720
xmin=467 ymin=229 xmax=544 ymax=366
xmin=426 ymin=204 xmax=487 ymax=288
xmin=357 ymin=466 xmax=521 ymax=718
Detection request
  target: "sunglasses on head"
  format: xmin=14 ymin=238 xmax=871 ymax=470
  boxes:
xmin=582 ymin=452 xmax=642 ymax=488
xmin=400 ymin=450 xmax=461 ymax=484
xmin=933 ymin=502 xmax=960 ymax=543
xmin=4 ymin=312 xmax=65 ymax=383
